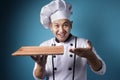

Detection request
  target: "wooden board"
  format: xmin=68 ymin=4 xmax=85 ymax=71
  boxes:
xmin=12 ymin=46 xmax=64 ymax=56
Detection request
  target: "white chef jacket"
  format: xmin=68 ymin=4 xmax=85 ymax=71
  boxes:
xmin=33 ymin=35 xmax=106 ymax=80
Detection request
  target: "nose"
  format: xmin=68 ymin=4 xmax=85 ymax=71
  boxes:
xmin=59 ymin=26 xmax=64 ymax=33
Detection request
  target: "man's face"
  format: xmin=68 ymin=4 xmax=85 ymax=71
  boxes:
xmin=50 ymin=19 xmax=72 ymax=42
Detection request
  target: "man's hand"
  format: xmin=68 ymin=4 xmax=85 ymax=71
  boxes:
xmin=69 ymin=40 xmax=93 ymax=58
xmin=70 ymin=40 xmax=102 ymax=71
xmin=31 ymin=55 xmax=48 ymax=67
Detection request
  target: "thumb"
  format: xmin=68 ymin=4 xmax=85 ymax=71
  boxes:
xmin=69 ymin=48 xmax=75 ymax=53
xmin=86 ymin=40 xmax=92 ymax=50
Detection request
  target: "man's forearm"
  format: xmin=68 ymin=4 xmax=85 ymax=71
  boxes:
xmin=34 ymin=64 xmax=46 ymax=79
xmin=87 ymin=52 xmax=102 ymax=71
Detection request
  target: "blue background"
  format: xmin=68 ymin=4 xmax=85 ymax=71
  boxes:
xmin=1 ymin=0 xmax=120 ymax=80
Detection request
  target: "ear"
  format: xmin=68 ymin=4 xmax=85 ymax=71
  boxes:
xmin=49 ymin=23 xmax=52 ymax=28
xmin=49 ymin=23 xmax=52 ymax=30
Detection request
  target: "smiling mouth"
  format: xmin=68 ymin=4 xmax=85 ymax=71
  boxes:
xmin=58 ymin=34 xmax=66 ymax=38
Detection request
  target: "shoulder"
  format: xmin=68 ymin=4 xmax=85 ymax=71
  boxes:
xmin=73 ymin=35 xmax=88 ymax=42
xmin=40 ymin=38 xmax=54 ymax=46
xmin=73 ymin=36 xmax=89 ymax=47
xmin=77 ymin=37 xmax=87 ymax=41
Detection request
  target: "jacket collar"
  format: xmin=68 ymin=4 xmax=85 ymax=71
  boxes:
xmin=55 ymin=34 xmax=72 ymax=43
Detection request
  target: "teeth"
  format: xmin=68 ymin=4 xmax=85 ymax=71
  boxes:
xmin=59 ymin=34 xmax=65 ymax=37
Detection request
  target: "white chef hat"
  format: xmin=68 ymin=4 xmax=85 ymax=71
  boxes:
xmin=40 ymin=0 xmax=72 ymax=29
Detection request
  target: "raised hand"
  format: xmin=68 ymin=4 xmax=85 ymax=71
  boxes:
xmin=69 ymin=40 xmax=93 ymax=58
xmin=31 ymin=55 xmax=48 ymax=67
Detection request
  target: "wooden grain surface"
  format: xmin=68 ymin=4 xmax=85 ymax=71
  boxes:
xmin=12 ymin=46 xmax=64 ymax=56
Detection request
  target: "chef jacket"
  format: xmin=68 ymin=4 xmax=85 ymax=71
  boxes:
xmin=33 ymin=35 xmax=106 ymax=80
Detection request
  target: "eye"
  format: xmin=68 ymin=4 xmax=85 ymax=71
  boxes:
xmin=54 ymin=24 xmax=59 ymax=29
xmin=63 ymin=22 xmax=70 ymax=28
xmin=64 ymin=23 xmax=69 ymax=26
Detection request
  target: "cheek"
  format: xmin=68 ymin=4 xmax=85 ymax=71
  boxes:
xmin=51 ymin=29 xmax=57 ymax=35
xmin=66 ymin=28 xmax=71 ymax=33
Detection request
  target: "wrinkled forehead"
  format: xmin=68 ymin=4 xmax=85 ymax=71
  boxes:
xmin=52 ymin=19 xmax=71 ymax=24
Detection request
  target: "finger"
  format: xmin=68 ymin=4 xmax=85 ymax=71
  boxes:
xmin=40 ymin=55 xmax=46 ymax=61
xmin=69 ymin=48 xmax=75 ymax=53
xmin=44 ymin=55 xmax=48 ymax=60
xmin=86 ymin=40 xmax=92 ymax=50
xmin=31 ymin=56 xmax=37 ymax=61
xmin=70 ymin=48 xmax=85 ymax=53
xmin=74 ymin=48 xmax=84 ymax=52
xmin=36 ymin=55 xmax=44 ymax=64
xmin=75 ymin=48 xmax=92 ymax=53
xmin=42 ymin=55 xmax=48 ymax=61
xmin=39 ymin=55 xmax=47 ymax=66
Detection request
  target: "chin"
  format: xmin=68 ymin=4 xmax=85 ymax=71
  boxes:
xmin=59 ymin=38 xmax=66 ymax=42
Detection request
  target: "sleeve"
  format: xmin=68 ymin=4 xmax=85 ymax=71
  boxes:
xmin=77 ymin=38 xmax=106 ymax=75
xmin=90 ymin=47 xmax=106 ymax=75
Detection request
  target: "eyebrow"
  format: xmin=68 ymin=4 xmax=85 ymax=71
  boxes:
xmin=52 ymin=20 xmax=70 ymax=25
xmin=64 ymin=21 xmax=69 ymax=24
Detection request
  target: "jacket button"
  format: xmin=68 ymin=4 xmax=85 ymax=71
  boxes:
xmin=70 ymin=43 xmax=73 ymax=46
xmin=68 ymin=67 xmax=72 ymax=70
xmin=54 ymin=67 xmax=57 ymax=70
xmin=53 ymin=55 xmax=56 ymax=58
xmin=52 ymin=44 xmax=56 ymax=46
xmin=70 ymin=54 xmax=73 ymax=57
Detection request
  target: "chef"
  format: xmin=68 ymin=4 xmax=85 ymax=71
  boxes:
xmin=31 ymin=0 xmax=106 ymax=80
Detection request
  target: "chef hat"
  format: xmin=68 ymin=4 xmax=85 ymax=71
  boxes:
xmin=40 ymin=0 xmax=72 ymax=29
